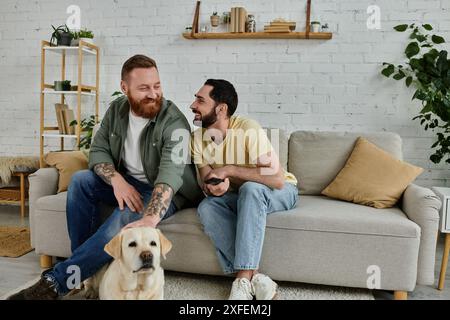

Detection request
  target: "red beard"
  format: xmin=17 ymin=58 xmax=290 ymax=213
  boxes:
xmin=128 ymin=94 xmax=163 ymax=119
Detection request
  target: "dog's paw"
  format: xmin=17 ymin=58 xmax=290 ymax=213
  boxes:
xmin=83 ymin=279 xmax=99 ymax=300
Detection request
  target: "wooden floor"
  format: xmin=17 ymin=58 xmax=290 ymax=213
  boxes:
xmin=1 ymin=204 xmax=450 ymax=299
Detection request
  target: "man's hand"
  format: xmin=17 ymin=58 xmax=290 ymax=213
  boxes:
xmin=204 ymin=178 xmax=230 ymax=197
xmin=203 ymin=167 xmax=231 ymax=196
xmin=123 ymin=215 xmax=157 ymax=230
xmin=111 ymin=175 xmax=144 ymax=213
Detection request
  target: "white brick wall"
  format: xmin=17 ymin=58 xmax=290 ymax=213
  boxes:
xmin=0 ymin=0 xmax=449 ymax=187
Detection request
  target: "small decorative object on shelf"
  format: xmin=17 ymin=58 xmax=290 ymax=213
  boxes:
xmin=264 ymin=18 xmax=296 ymax=33
xmin=321 ymin=23 xmax=329 ymax=32
xmin=200 ymin=25 xmax=208 ymax=33
xmin=50 ymin=24 xmax=73 ymax=46
xmin=54 ymin=80 xmax=71 ymax=91
xmin=185 ymin=25 xmax=193 ymax=32
xmin=311 ymin=21 xmax=321 ymax=32
xmin=247 ymin=14 xmax=256 ymax=33
xmin=78 ymin=28 xmax=94 ymax=44
xmin=210 ymin=12 xmax=220 ymax=27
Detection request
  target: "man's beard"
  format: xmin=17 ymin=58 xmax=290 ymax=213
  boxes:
xmin=194 ymin=107 xmax=218 ymax=128
xmin=128 ymin=94 xmax=163 ymax=119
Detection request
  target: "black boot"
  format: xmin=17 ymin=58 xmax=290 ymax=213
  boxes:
xmin=7 ymin=276 xmax=59 ymax=300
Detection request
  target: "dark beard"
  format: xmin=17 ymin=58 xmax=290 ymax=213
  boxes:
xmin=195 ymin=107 xmax=218 ymax=128
xmin=128 ymin=94 xmax=162 ymax=119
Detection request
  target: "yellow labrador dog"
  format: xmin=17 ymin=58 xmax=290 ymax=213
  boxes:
xmin=84 ymin=227 xmax=172 ymax=300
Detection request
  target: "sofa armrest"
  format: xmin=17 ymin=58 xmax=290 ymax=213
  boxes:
xmin=28 ymin=168 xmax=59 ymax=247
xmin=401 ymin=183 xmax=441 ymax=285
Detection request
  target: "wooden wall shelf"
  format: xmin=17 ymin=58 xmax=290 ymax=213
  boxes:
xmin=182 ymin=31 xmax=332 ymax=40
xmin=183 ymin=0 xmax=332 ymax=41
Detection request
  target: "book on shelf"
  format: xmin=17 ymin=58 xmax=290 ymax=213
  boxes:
xmin=54 ymin=103 xmax=76 ymax=134
xmin=230 ymin=7 xmax=247 ymax=33
xmin=62 ymin=108 xmax=76 ymax=135
xmin=54 ymin=103 xmax=68 ymax=134
xmin=264 ymin=26 xmax=292 ymax=33
xmin=238 ymin=7 xmax=247 ymax=33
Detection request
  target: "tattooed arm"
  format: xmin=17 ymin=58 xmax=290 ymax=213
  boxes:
xmin=94 ymin=163 xmax=144 ymax=212
xmin=123 ymin=183 xmax=174 ymax=229
xmin=93 ymin=163 xmax=117 ymax=185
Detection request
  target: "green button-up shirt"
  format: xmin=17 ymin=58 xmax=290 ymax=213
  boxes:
xmin=89 ymin=95 xmax=203 ymax=209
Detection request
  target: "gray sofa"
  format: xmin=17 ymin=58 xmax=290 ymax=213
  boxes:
xmin=29 ymin=130 xmax=441 ymax=300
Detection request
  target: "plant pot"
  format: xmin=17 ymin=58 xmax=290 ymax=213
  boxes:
xmin=80 ymin=37 xmax=93 ymax=44
xmin=58 ymin=32 xmax=72 ymax=46
xmin=71 ymin=38 xmax=79 ymax=46
xmin=210 ymin=15 xmax=220 ymax=27
xmin=311 ymin=22 xmax=321 ymax=33
xmin=54 ymin=81 xmax=71 ymax=91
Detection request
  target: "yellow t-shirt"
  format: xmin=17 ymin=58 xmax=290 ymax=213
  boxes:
xmin=190 ymin=116 xmax=297 ymax=185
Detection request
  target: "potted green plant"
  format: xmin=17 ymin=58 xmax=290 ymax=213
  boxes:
xmin=69 ymin=115 xmax=96 ymax=149
xmin=381 ymin=23 xmax=450 ymax=164
xmin=50 ymin=24 xmax=73 ymax=46
xmin=54 ymin=80 xmax=71 ymax=91
xmin=210 ymin=12 xmax=220 ymax=28
xmin=78 ymin=28 xmax=94 ymax=44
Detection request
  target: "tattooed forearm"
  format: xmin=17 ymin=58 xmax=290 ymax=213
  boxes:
xmin=94 ymin=163 xmax=116 ymax=185
xmin=144 ymin=184 xmax=174 ymax=219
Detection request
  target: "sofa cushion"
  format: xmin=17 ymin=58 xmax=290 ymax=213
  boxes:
xmin=288 ymin=131 xmax=403 ymax=195
xmin=321 ymin=137 xmax=423 ymax=208
xmin=44 ymin=151 xmax=88 ymax=193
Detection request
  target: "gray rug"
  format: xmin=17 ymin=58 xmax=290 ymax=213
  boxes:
xmin=2 ymin=271 xmax=374 ymax=300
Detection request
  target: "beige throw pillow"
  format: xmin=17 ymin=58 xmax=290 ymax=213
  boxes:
xmin=44 ymin=151 xmax=88 ymax=193
xmin=321 ymin=137 xmax=423 ymax=208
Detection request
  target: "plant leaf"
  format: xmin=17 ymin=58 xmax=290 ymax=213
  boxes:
xmin=432 ymin=35 xmax=445 ymax=44
xmin=405 ymin=42 xmax=420 ymax=58
xmin=394 ymin=24 xmax=408 ymax=32
xmin=381 ymin=64 xmax=395 ymax=77
xmin=406 ymin=76 xmax=413 ymax=87
xmin=423 ymin=24 xmax=433 ymax=31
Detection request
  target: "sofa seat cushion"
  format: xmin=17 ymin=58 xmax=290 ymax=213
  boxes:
xmin=266 ymin=195 xmax=420 ymax=238
xmin=35 ymin=193 xmax=420 ymax=240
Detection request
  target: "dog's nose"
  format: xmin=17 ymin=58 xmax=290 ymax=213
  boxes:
xmin=140 ymin=251 xmax=153 ymax=263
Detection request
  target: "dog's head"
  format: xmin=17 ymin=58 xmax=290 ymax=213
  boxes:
xmin=104 ymin=227 xmax=172 ymax=274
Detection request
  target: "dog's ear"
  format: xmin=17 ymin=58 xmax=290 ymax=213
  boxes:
xmin=104 ymin=232 xmax=123 ymax=259
xmin=156 ymin=229 xmax=172 ymax=259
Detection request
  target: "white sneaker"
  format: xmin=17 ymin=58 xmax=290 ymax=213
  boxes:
xmin=251 ymin=273 xmax=278 ymax=300
xmin=228 ymin=278 xmax=254 ymax=300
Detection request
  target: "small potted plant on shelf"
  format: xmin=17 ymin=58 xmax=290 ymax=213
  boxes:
xmin=310 ymin=21 xmax=321 ymax=33
xmin=78 ymin=28 xmax=94 ymax=44
xmin=50 ymin=24 xmax=73 ymax=46
xmin=210 ymin=12 xmax=220 ymax=28
xmin=54 ymin=80 xmax=72 ymax=91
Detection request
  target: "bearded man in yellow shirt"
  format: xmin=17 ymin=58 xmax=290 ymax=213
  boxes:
xmin=190 ymin=79 xmax=299 ymax=300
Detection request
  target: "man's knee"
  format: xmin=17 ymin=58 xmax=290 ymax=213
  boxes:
xmin=238 ymin=181 xmax=267 ymax=197
xmin=197 ymin=199 xmax=220 ymax=225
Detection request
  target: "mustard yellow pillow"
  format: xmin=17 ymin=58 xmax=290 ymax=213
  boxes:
xmin=44 ymin=151 xmax=88 ymax=193
xmin=321 ymin=137 xmax=423 ymax=208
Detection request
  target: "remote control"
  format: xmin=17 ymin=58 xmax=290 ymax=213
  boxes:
xmin=204 ymin=177 xmax=225 ymax=185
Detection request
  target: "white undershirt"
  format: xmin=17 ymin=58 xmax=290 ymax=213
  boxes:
xmin=123 ymin=110 xmax=150 ymax=183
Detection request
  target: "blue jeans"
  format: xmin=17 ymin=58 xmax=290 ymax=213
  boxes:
xmin=45 ymin=170 xmax=178 ymax=295
xmin=197 ymin=181 xmax=298 ymax=274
